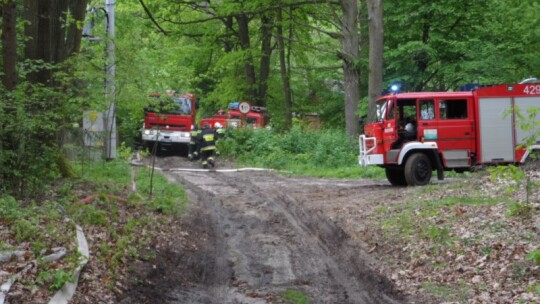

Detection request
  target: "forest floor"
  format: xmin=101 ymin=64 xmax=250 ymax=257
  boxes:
xmin=116 ymin=155 xmax=539 ymax=303
xmin=2 ymin=154 xmax=539 ymax=303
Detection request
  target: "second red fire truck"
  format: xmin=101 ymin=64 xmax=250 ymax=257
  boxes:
xmin=200 ymin=101 xmax=269 ymax=130
xmin=359 ymin=83 xmax=540 ymax=186
xmin=141 ymin=91 xmax=198 ymax=151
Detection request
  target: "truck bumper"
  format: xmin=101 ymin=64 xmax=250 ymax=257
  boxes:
xmin=358 ymin=135 xmax=384 ymax=166
xmin=142 ymin=129 xmax=191 ymax=144
xmin=359 ymin=154 xmax=384 ymax=166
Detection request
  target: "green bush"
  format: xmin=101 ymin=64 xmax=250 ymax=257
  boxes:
xmin=218 ymin=126 xmax=382 ymax=178
xmin=0 ymin=82 xmax=81 ymax=197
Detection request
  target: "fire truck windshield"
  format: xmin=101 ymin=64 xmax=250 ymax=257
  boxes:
xmin=375 ymin=99 xmax=392 ymax=122
xmin=170 ymin=97 xmax=192 ymax=115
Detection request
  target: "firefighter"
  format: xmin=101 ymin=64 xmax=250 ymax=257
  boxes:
xmin=215 ymin=122 xmax=225 ymax=139
xmin=197 ymin=122 xmax=217 ymax=168
xmin=214 ymin=122 xmax=226 ymax=156
xmin=188 ymin=124 xmax=201 ymax=161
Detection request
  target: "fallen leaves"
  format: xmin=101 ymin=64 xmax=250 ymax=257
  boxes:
xmin=360 ymin=169 xmax=540 ymax=303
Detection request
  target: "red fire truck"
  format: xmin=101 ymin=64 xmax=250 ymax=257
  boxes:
xmin=200 ymin=101 xmax=269 ymax=129
xmin=141 ymin=91 xmax=198 ymax=151
xmin=359 ymin=83 xmax=540 ymax=186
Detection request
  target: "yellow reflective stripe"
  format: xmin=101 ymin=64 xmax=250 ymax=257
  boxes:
xmin=203 ymin=134 xmax=214 ymax=141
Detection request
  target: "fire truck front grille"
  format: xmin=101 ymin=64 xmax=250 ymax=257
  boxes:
xmin=149 ymin=123 xmax=187 ymax=131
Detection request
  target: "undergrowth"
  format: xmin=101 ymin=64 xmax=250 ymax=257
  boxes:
xmin=0 ymin=157 xmax=188 ymax=292
xmin=218 ymin=126 xmax=384 ymax=179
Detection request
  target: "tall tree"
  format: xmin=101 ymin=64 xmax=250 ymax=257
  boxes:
xmin=2 ymin=0 xmax=17 ymax=90
xmin=366 ymin=0 xmax=383 ymax=122
xmin=339 ymin=0 xmax=360 ymax=137
xmin=258 ymin=13 xmax=274 ymax=107
xmin=24 ymin=0 xmax=88 ymax=85
xmin=276 ymin=3 xmax=293 ymax=129
xmin=235 ymin=13 xmax=258 ymax=103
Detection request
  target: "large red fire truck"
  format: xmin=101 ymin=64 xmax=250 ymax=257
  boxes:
xmin=141 ymin=91 xmax=198 ymax=151
xmin=200 ymin=101 xmax=269 ymax=129
xmin=359 ymin=83 xmax=540 ymax=186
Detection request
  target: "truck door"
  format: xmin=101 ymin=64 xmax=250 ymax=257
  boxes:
xmin=382 ymin=99 xmax=398 ymax=153
xmin=417 ymin=99 xmax=437 ymax=142
xmin=436 ymin=98 xmax=476 ymax=167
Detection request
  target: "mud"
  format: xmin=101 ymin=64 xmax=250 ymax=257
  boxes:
xmin=119 ymin=155 xmax=429 ymax=304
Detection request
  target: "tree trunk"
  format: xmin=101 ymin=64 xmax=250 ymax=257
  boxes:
xmin=276 ymin=5 xmax=293 ymax=130
xmin=25 ymin=0 xmax=54 ymax=84
xmin=366 ymin=0 xmax=383 ymax=123
xmin=66 ymin=0 xmax=89 ymax=56
xmin=258 ymin=14 xmax=273 ymax=107
xmin=2 ymin=0 xmax=17 ymax=91
xmin=24 ymin=0 xmax=88 ymax=85
xmin=339 ymin=0 xmax=360 ymax=138
xmin=236 ymin=14 xmax=257 ymax=103
xmin=223 ymin=17 xmax=235 ymax=52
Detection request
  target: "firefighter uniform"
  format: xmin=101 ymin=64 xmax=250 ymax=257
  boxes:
xmin=214 ymin=122 xmax=225 ymax=156
xmin=215 ymin=123 xmax=226 ymax=139
xmin=188 ymin=125 xmax=201 ymax=161
xmin=197 ymin=123 xmax=217 ymax=168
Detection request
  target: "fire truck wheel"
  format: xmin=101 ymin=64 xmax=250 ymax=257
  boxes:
xmin=385 ymin=167 xmax=407 ymax=186
xmin=404 ymin=153 xmax=432 ymax=186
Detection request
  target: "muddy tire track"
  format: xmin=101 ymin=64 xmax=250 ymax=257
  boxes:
xmin=120 ymin=155 xmax=421 ymax=303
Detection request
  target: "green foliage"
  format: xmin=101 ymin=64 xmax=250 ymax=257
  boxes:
xmin=74 ymin=160 xmax=131 ymax=193
xmin=0 ymin=197 xmax=71 ymax=247
xmin=281 ymin=289 xmax=310 ymax=304
xmin=0 ymin=82 xmax=70 ymax=197
xmin=421 ymin=224 xmax=451 ymax=245
xmin=70 ymin=204 xmax=109 ymax=225
xmin=488 ymin=165 xmax=525 ymax=194
xmin=36 ymin=269 xmax=75 ymax=291
xmin=117 ymin=142 xmax=134 ymax=161
xmin=507 ymin=202 xmax=533 ymax=218
xmin=514 ymin=106 xmax=540 ymax=148
xmin=134 ymin=166 xmax=188 ymax=215
xmin=13 ymin=219 xmax=40 ymax=243
xmin=526 ymin=249 xmax=540 ymax=266
xmin=384 ymin=0 xmax=540 ymax=90
xmin=218 ymin=127 xmax=381 ymax=178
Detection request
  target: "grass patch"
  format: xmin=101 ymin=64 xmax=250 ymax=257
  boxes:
xmin=281 ymin=288 xmax=310 ymax=304
xmin=0 ymin=196 xmax=77 ymax=290
xmin=134 ymin=166 xmax=188 ymax=215
xmin=377 ymin=181 xmax=505 ymax=243
xmin=423 ymin=281 xmax=470 ymax=302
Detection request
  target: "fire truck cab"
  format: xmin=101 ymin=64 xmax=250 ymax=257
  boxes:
xmin=359 ymin=83 xmax=540 ymax=186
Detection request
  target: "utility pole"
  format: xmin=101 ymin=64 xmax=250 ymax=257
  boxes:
xmin=104 ymin=0 xmax=116 ymax=159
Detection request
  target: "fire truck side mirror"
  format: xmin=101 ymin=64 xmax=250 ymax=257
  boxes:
xmin=195 ymin=99 xmax=200 ymax=110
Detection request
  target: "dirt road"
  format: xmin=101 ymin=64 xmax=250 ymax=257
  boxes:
xmin=119 ymin=155 xmax=427 ymax=304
